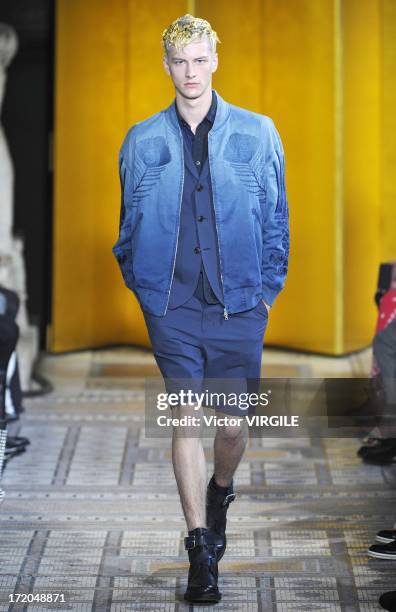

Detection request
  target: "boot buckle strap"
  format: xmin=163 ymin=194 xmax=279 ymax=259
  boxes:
xmin=184 ymin=534 xmax=206 ymax=550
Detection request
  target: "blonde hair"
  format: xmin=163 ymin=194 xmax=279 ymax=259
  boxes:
xmin=162 ymin=14 xmax=220 ymax=56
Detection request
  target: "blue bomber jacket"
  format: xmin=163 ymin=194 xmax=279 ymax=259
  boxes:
xmin=112 ymin=89 xmax=290 ymax=318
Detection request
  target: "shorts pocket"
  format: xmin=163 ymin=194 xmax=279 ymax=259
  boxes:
xmin=257 ymin=299 xmax=269 ymax=318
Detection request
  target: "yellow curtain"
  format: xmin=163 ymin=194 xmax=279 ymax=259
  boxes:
xmin=52 ymin=0 xmax=395 ymax=354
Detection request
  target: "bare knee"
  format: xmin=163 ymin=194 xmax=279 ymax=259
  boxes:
xmin=216 ymin=422 xmax=248 ymax=443
xmin=171 ymin=403 xmax=204 ymax=438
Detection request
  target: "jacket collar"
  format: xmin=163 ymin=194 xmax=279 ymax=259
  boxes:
xmin=164 ymin=88 xmax=230 ymax=134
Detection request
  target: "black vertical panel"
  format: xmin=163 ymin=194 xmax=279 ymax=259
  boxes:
xmin=0 ymin=0 xmax=54 ymax=349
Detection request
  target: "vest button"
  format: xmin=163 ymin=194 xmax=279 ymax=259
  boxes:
xmin=195 ymin=160 xmax=201 ymax=166
xmin=197 ymin=215 xmax=204 ymax=222
xmin=196 ymin=184 xmax=203 ymax=191
xmin=194 ymin=247 xmax=201 ymax=254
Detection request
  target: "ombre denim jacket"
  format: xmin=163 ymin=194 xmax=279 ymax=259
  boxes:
xmin=112 ymin=89 xmax=289 ymax=318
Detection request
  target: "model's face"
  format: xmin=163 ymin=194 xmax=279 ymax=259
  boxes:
xmin=163 ymin=36 xmax=218 ymax=99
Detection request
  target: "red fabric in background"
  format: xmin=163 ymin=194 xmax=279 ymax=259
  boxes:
xmin=376 ymin=290 xmax=396 ymax=333
xmin=371 ymin=290 xmax=396 ymax=377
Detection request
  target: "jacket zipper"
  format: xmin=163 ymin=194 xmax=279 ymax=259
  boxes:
xmin=208 ymin=132 xmax=228 ymax=320
xmin=164 ymin=130 xmax=184 ymax=315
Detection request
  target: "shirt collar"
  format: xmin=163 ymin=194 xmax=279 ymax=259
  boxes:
xmin=176 ymin=89 xmax=217 ymax=129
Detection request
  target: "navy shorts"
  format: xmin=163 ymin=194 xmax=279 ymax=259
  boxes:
xmin=143 ymin=282 xmax=268 ymax=416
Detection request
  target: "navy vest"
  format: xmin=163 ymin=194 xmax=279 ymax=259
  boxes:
xmin=168 ymin=138 xmax=224 ymax=309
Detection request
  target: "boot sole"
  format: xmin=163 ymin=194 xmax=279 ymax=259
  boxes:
xmin=184 ymin=593 xmax=222 ymax=603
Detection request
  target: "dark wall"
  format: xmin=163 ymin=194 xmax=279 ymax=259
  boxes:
xmin=0 ymin=0 xmax=54 ymax=349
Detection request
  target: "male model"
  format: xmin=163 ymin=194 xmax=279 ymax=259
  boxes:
xmin=112 ymin=14 xmax=289 ymax=603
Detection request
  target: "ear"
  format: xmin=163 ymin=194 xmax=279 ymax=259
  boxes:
xmin=211 ymin=52 xmax=218 ymax=74
xmin=163 ymin=54 xmax=170 ymax=76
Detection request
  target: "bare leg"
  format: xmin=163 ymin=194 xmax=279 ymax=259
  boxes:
xmin=171 ymin=403 xmax=207 ymax=531
xmin=213 ymin=418 xmax=249 ymax=486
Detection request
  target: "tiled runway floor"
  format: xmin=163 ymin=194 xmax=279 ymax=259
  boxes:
xmin=0 ymin=347 xmax=395 ymax=611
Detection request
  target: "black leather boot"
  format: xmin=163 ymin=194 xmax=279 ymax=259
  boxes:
xmin=184 ymin=527 xmax=221 ymax=603
xmin=206 ymin=474 xmax=236 ymax=561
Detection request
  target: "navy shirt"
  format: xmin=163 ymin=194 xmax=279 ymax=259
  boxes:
xmin=175 ymin=90 xmax=217 ymax=171
xmin=175 ymin=91 xmax=220 ymax=304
